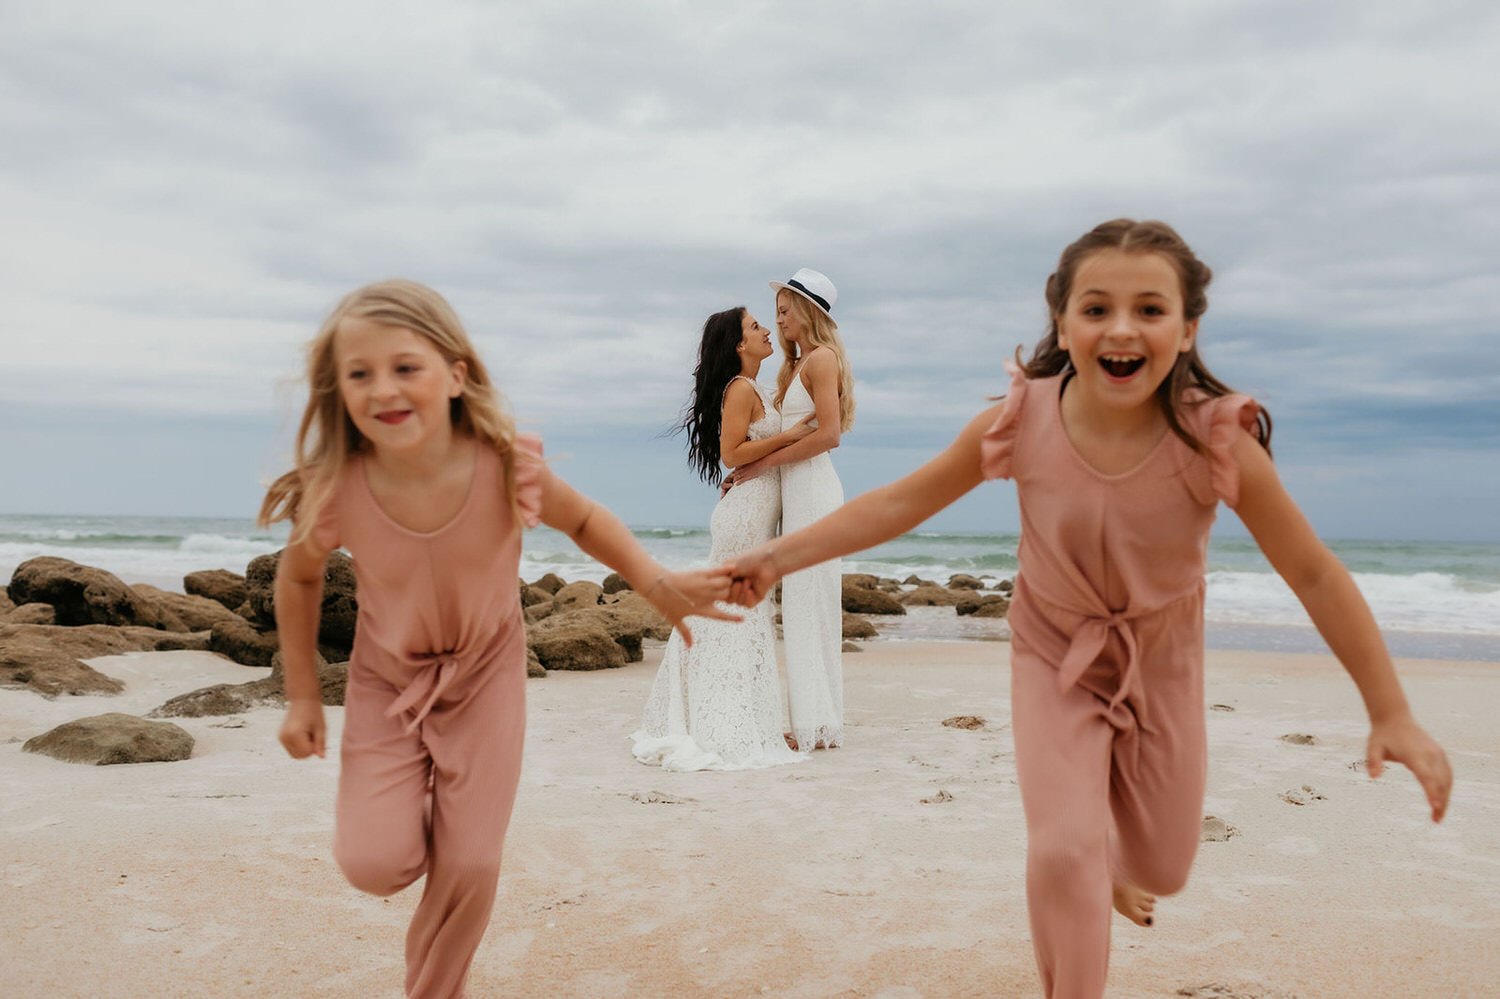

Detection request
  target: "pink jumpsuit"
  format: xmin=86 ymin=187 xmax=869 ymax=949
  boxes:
xmin=980 ymin=367 xmax=1257 ymax=999
xmin=312 ymin=436 xmax=543 ymax=999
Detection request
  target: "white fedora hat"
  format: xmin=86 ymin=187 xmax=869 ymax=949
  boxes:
xmin=769 ymin=267 xmax=837 ymax=318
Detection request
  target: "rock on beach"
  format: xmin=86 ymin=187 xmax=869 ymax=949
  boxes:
xmin=245 ymin=550 xmax=358 ymax=651
xmin=0 ymin=623 xmax=210 ymax=698
xmin=22 ymin=712 xmax=195 ymax=765
xmin=841 ymin=577 xmax=906 ymax=615
xmin=7 ymin=557 xmax=170 ymax=629
xmin=183 ymin=569 xmax=247 ymax=611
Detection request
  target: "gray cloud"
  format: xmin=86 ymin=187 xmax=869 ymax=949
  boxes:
xmin=1 ymin=0 xmax=1496 ymax=536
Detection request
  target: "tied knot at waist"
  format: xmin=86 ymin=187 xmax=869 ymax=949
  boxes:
xmin=385 ymin=650 xmax=462 ymax=734
xmin=1057 ymin=610 xmax=1144 ymax=724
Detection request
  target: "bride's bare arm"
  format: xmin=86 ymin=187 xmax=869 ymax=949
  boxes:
xmin=719 ymin=378 xmax=815 ymax=469
xmin=728 ymin=350 xmax=842 ymax=483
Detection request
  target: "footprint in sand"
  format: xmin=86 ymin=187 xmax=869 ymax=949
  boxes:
xmin=626 ymin=791 xmax=697 ymax=805
xmin=942 ymin=715 xmax=986 ymax=730
xmin=1177 ymin=983 xmax=1297 ymax=998
xmin=1278 ymin=785 xmax=1326 ymax=806
xmin=1201 ymin=815 xmax=1238 ymax=842
xmin=1279 ymin=733 xmax=1317 ymax=745
xmin=920 ymin=789 xmax=954 ymax=804
xmin=1210 ymin=704 xmax=1235 ymax=712
xmin=532 ymin=892 xmax=586 ymax=912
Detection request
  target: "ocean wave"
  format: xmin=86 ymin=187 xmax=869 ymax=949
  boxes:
xmin=908 ymin=531 xmax=1022 ymax=545
xmin=178 ymin=533 xmax=281 ymax=556
xmin=846 ymin=552 xmax=1020 ymax=574
xmin=1206 ymin=570 xmax=1500 ymax=636
xmin=0 ymin=542 xmax=278 ymax=592
xmin=6 ymin=512 xmax=1497 ymax=640
xmin=0 ymin=530 xmax=185 ymax=548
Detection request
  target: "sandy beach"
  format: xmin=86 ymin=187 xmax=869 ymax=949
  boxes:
xmin=2 ymin=639 xmax=1496 ymax=998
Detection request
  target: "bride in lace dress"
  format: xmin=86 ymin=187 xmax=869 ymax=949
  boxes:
xmin=631 ymin=307 xmax=815 ymax=771
xmin=724 ymin=269 xmax=854 ymax=751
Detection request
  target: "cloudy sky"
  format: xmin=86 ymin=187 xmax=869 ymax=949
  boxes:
xmin=3 ymin=0 xmax=1496 ymax=540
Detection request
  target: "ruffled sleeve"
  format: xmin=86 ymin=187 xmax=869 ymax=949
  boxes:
xmin=979 ymin=361 xmax=1029 ymax=481
xmin=512 ymin=432 xmax=545 ymax=529
xmin=1205 ymin=394 xmax=1262 ymax=506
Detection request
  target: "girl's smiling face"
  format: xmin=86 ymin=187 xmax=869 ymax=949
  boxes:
xmin=1056 ymin=249 xmax=1198 ymax=410
xmin=334 ymin=316 xmax=466 ymax=453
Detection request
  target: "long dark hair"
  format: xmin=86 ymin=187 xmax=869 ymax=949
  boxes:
xmin=1017 ymin=218 xmax=1272 ymax=455
xmin=674 ymin=307 xmax=747 ymax=485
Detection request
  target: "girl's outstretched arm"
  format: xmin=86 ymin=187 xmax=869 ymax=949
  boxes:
xmin=273 ymin=534 xmax=332 ymax=759
xmin=1230 ymin=431 xmax=1453 ymax=822
xmin=729 ymin=403 xmax=1002 ymax=605
xmin=538 ymin=465 xmax=739 ymax=645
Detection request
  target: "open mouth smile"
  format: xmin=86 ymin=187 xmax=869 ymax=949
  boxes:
xmin=1098 ymin=354 xmax=1146 ymax=380
xmin=375 ymin=410 xmax=412 ymax=424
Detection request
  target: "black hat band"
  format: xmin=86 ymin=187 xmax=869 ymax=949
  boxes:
xmin=787 ymin=278 xmax=831 ymax=313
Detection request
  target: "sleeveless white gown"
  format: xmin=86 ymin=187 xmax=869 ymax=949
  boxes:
xmin=631 ymin=379 xmax=805 ymax=771
xmin=778 ymin=367 xmax=845 ymax=749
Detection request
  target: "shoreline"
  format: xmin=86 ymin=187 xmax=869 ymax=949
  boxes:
xmin=4 ymin=515 xmax=1499 ymax=664
xmin=3 ymin=640 xmax=1496 ymax=997
xmin=858 ymin=606 xmax=1500 ymax=663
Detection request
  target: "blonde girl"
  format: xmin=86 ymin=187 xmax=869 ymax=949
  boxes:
xmin=727 ymin=223 xmax=1452 ymax=998
xmin=259 ymin=279 xmax=734 ymax=999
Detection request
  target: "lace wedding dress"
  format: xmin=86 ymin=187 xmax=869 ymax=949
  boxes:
xmin=778 ymin=366 xmax=845 ymax=750
xmin=632 ymin=378 xmax=804 ymax=771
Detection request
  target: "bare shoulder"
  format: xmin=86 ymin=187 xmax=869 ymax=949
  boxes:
xmin=723 ymin=375 xmax=757 ymax=402
xmin=801 ymin=345 xmax=835 ymax=368
xmin=799 ymin=346 xmax=841 ymax=383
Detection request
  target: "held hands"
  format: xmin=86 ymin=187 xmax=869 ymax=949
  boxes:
xmin=279 ymin=699 xmax=326 ymax=759
xmin=643 ymin=566 xmax=742 ymax=646
xmin=725 ymin=543 xmax=783 ymax=608
xmin=1366 ymin=714 xmax=1453 ymax=822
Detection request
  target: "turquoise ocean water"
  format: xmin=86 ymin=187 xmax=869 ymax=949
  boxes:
xmin=2 ymin=514 xmax=1497 ymax=661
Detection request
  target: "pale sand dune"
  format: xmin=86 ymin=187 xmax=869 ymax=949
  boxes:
xmin=1 ymin=643 xmax=1496 ymax=997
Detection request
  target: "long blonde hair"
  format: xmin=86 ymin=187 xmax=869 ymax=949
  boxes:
xmin=773 ymin=290 xmax=856 ymax=432
xmin=258 ymin=279 xmax=524 ymax=541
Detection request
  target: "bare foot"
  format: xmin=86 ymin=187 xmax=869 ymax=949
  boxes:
xmin=1113 ymin=882 xmax=1156 ymax=927
xmin=784 ymin=735 xmax=840 ymax=751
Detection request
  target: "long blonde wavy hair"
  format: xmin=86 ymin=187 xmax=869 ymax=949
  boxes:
xmin=258 ymin=279 xmax=524 ymax=542
xmin=772 ymin=289 xmax=856 ymax=432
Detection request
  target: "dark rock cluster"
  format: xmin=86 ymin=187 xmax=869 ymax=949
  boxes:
xmin=4 ymin=552 xmax=1012 ymax=766
xmin=844 ymin=572 xmax=1012 ymax=620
